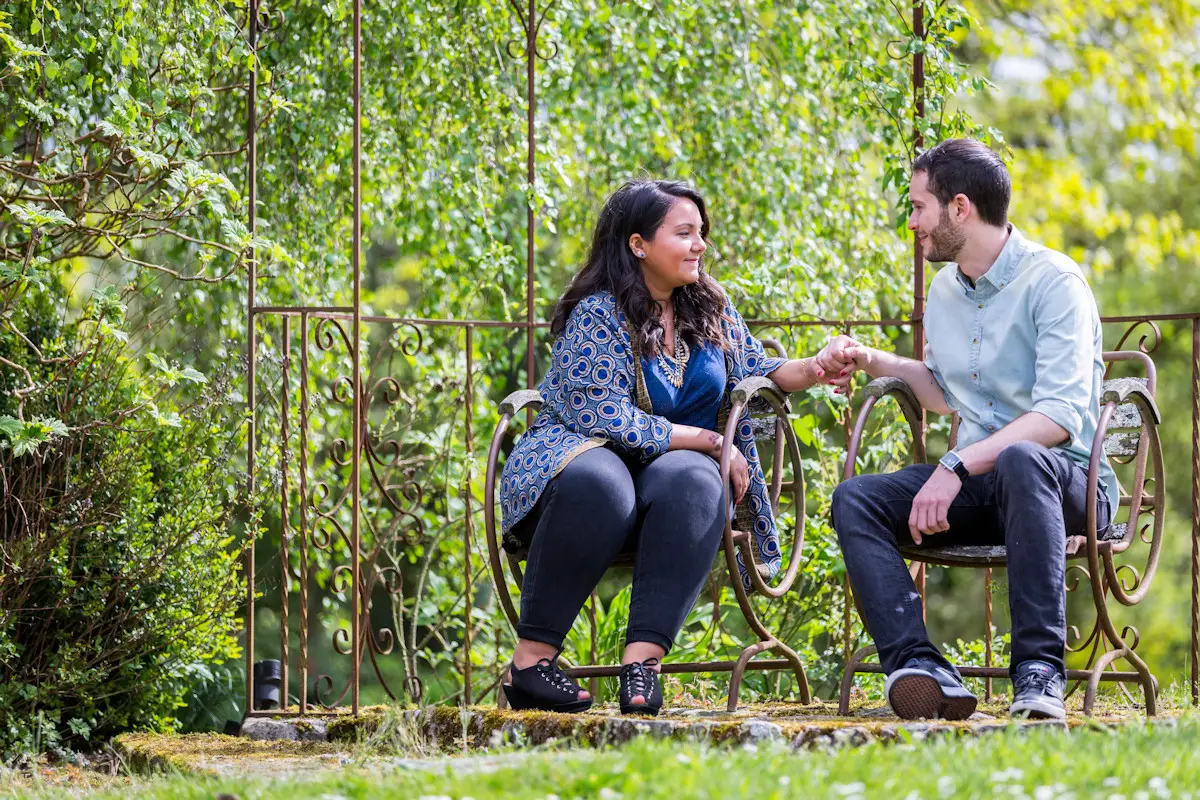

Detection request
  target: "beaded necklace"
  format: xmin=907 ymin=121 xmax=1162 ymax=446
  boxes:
xmin=657 ymin=311 xmax=690 ymax=388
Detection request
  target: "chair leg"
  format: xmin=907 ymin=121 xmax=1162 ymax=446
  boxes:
xmin=838 ymin=645 xmax=878 ymax=715
xmin=497 ymin=667 xmax=510 ymax=710
xmin=772 ymin=638 xmax=813 ymax=706
xmin=1083 ymin=648 xmax=1125 ymax=716
xmin=727 ymin=640 xmax=774 ymax=713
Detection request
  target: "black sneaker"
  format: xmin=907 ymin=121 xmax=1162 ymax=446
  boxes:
xmin=501 ymin=651 xmax=592 ymax=713
xmin=619 ymin=658 xmax=662 ymax=716
xmin=1010 ymin=660 xmax=1066 ymax=720
xmin=884 ymin=657 xmax=978 ymax=720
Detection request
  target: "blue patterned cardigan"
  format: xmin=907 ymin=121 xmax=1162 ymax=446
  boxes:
xmin=499 ymin=291 xmax=788 ymax=588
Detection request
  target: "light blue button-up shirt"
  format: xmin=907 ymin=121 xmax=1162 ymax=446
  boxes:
xmin=924 ymin=225 xmax=1119 ymax=511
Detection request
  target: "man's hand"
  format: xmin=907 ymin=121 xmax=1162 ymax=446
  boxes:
xmin=814 ymin=335 xmax=858 ymax=394
xmin=815 ymin=336 xmax=876 ymax=395
xmin=908 ymin=467 xmax=962 ymax=544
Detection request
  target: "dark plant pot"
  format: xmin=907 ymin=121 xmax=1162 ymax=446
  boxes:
xmin=252 ymin=659 xmax=282 ymax=710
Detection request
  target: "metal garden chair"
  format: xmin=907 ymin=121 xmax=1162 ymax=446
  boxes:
xmin=837 ymin=351 xmax=1164 ymax=716
xmin=483 ymin=342 xmax=813 ymax=711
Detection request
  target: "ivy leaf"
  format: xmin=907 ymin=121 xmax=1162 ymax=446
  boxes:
xmin=6 ymin=202 xmax=75 ymax=229
xmin=0 ymin=415 xmax=69 ymax=456
xmin=147 ymin=354 xmax=206 ymax=386
xmin=128 ymin=145 xmax=169 ymax=171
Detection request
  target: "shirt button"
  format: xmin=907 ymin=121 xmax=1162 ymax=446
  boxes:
xmin=972 ymin=338 xmax=979 ymax=344
xmin=977 ymin=303 xmax=984 ymax=309
xmin=972 ymin=372 xmax=978 ymax=380
xmin=987 ymin=401 xmax=993 ymax=407
xmin=987 ymin=424 xmax=996 ymax=431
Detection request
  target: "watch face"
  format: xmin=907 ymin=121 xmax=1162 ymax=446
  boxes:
xmin=940 ymin=452 xmax=960 ymax=469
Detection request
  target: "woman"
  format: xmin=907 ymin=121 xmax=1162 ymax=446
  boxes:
xmin=498 ymin=180 xmax=832 ymax=715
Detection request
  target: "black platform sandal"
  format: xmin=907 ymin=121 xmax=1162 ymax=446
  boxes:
xmin=501 ymin=651 xmax=593 ymax=713
xmin=619 ymin=658 xmax=662 ymax=716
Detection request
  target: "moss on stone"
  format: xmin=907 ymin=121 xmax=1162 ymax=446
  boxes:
xmin=115 ymin=733 xmax=342 ymax=776
xmin=325 ymin=706 xmax=389 ymax=743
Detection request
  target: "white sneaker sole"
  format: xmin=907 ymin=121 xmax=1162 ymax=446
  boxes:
xmin=1010 ymin=698 xmax=1066 ymax=720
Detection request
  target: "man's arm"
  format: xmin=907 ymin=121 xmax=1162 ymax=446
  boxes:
xmin=955 ymin=412 xmax=1068 ymax=476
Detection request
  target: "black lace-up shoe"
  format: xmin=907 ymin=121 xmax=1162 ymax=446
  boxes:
xmin=501 ymin=651 xmax=592 ymax=713
xmin=1010 ymin=660 xmax=1066 ymax=720
xmin=619 ymin=658 xmax=662 ymax=716
xmin=885 ymin=657 xmax=978 ymax=720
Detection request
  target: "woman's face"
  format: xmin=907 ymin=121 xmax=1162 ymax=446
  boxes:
xmin=631 ymin=198 xmax=707 ymax=297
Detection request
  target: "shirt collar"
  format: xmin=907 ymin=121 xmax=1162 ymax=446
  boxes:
xmin=954 ymin=224 xmax=1023 ymax=292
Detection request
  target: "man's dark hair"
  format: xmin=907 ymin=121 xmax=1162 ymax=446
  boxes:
xmin=912 ymin=138 xmax=1011 ymax=227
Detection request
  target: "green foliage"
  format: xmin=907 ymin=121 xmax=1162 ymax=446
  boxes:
xmin=0 ymin=1 xmax=252 ymax=759
xmin=0 ymin=302 xmax=245 ymax=760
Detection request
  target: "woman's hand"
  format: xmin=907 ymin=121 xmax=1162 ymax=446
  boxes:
xmin=815 ymin=335 xmax=871 ymax=395
xmin=728 ymin=445 xmax=750 ymax=505
xmin=670 ymin=425 xmax=748 ymax=504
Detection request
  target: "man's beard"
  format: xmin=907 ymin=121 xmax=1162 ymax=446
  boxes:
xmin=923 ymin=206 xmax=966 ymax=263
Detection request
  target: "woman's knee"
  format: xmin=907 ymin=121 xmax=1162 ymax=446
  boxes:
xmin=639 ymin=450 xmax=723 ymax=509
xmin=554 ymin=447 xmax=636 ymax=517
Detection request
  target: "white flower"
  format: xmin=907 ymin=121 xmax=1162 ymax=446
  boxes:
xmin=833 ymin=782 xmax=866 ymax=796
xmin=599 ymin=789 xmax=623 ymax=800
xmin=1103 ymin=778 xmax=1122 ymax=788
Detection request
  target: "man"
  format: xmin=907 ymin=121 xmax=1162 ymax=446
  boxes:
xmin=820 ymin=138 xmax=1117 ymax=720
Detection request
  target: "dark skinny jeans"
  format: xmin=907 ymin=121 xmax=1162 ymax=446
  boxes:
xmin=513 ymin=447 xmax=726 ymax=653
xmin=832 ymin=441 xmax=1111 ymax=678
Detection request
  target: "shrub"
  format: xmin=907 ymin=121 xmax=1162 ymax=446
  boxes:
xmin=0 ymin=294 xmax=244 ymax=762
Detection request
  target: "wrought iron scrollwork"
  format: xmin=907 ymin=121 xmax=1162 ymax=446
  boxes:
xmin=505 ymin=0 xmax=559 ymax=62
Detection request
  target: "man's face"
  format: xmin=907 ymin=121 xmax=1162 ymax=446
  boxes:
xmin=908 ymin=171 xmax=966 ymax=263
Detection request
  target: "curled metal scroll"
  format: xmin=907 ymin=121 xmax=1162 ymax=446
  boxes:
xmin=391 ymin=323 xmax=424 ymax=358
xmin=315 ymin=317 xmax=353 ymax=356
xmin=1114 ymin=563 xmax=1143 ymax=595
xmin=256 ymin=6 xmax=284 ymax=33
xmin=504 ymin=0 xmax=559 ymax=62
xmin=1108 ymin=321 xmax=1156 ymax=357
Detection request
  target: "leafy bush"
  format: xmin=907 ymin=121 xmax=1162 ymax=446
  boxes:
xmin=0 ymin=289 xmax=244 ymax=761
xmin=0 ymin=0 xmax=254 ymax=759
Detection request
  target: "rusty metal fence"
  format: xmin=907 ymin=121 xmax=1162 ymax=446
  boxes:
xmin=240 ymin=0 xmax=1200 ymax=717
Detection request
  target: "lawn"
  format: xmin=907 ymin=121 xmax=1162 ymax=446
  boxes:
xmin=5 ymin=715 xmax=1199 ymax=799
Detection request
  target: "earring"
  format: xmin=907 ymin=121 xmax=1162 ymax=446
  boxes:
xmin=636 ymin=252 xmax=645 ymax=258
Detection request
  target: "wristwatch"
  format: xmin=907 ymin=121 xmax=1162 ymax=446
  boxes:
xmin=938 ymin=450 xmax=970 ymax=482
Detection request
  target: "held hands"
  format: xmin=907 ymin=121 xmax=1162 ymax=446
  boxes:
xmin=814 ymin=335 xmax=872 ymax=396
xmin=908 ymin=466 xmax=962 ymax=544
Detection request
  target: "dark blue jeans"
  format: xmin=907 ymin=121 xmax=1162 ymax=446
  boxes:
xmin=832 ymin=441 xmax=1111 ymax=678
xmin=513 ymin=447 xmax=726 ymax=653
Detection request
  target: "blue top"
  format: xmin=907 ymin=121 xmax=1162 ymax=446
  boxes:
xmin=642 ymin=341 xmax=727 ymax=430
xmin=924 ymin=225 xmax=1118 ymax=510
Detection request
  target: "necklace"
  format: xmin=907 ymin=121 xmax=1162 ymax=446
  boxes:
xmin=657 ymin=318 xmax=690 ymax=388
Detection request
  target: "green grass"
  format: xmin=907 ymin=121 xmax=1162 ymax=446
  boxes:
xmin=7 ymin=715 xmax=1200 ymax=799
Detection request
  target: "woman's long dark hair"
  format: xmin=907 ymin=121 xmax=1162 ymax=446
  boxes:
xmin=550 ymin=180 xmax=730 ymax=356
